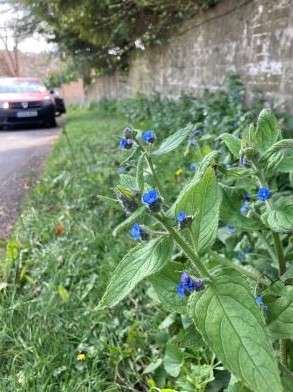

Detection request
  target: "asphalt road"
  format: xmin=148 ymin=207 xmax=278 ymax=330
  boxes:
xmin=0 ymin=124 xmax=60 ymax=239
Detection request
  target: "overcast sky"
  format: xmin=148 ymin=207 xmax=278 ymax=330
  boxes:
xmin=0 ymin=2 xmax=52 ymax=53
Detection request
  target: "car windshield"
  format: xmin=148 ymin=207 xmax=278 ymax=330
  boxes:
xmin=0 ymin=79 xmax=47 ymax=94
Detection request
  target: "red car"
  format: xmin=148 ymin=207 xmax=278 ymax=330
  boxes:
xmin=0 ymin=77 xmax=62 ymax=128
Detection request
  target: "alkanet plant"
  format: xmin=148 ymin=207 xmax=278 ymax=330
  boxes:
xmin=99 ymin=109 xmax=293 ymax=391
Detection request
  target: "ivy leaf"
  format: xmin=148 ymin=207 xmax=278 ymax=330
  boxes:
xmin=175 ymin=167 xmax=222 ymax=253
xmin=252 ymin=109 xmax=281 ymax=154
xmin=266 ymin=285 xmax=293 ymax=340
xmin=163 ymin=343 xmax=184 ymax=377
xmin=152 ymin=124 xmax=193 ymax=156
xmin=99 ymin=237 xmax=173 ymax=308
xmin=263 ymin=196 xmax=293 ymax=233
xmin=188 ymin=268 xmax=283 ymax=392
xmin=220 ymin=133 xmax=241 ymax=158
xmin=149 ymin=262 xmax=187 ymax=314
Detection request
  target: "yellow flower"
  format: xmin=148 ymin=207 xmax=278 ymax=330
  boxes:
xmin=77 ymin=352 xmax=86 ymax=361
xmin=175 ymin=168 xmax=183 ymax=177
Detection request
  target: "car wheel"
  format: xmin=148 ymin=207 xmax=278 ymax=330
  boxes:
xmin=46 ymin=115 xmax=57 ymax=128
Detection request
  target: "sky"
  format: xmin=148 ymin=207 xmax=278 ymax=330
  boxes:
xmin=0 ymin=2 xmax=52 ymax=53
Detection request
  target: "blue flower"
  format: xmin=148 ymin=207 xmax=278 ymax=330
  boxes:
xmin=240 ymin=201 xmax=250 ymax=216
xmin=130 ymin=223 xmax=143 ymax=240
xmin=189 ymin=138 xmax=198 ymax=146
xmin=117 ymin=166 xmax=126 ymax=174
xmin=177 ymin=272 xmax=204 ymax=298
xmin=239 ymin=156 xmax=247 ymax=166
xmin=191 ymin=128 xmax=202 ymax=137
xmin=142 ymin=130 xmax=156 ymax=144
xmin=119 ymin=138 xmax=133 ymax=150
xmin=189 ymin=163 xmax=197 ymax=172
xmin=142 ymin=188 xmax=161 ymax=212
xmin=176 ymin=211 xmax=192 ymax=229
xmin=243 ymin=192 xmax=251 ymax=202
xmin=143 ymin=189 xmax=159 ymax=205
xmin=177 ymin=211 xmax=187 ymax=224
xmin=257 ymin=187 xmax=272 ymax=201
xmin=255 ymin=295 xmax=264 ymax=305
xmin=225 ymin=224 xmax=236 ymax=235
xmin=176 ymin=283 xmax=186 ymax=299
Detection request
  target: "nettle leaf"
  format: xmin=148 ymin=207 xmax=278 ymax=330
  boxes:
xmin=112 ymin=206 xmax=146 ymax=237
xmin=175 ymin=168 xmax=221 ymax=253
xmin=99 ymin=236 xmax=173 ymax=308
xmin=220 ymin=185 xmax=263 ymax=231
xmin=252 ymin=109 xmax=281 ymax=154
xmin=220 ymin=133 xmax=241 ymax=158
xmin=149 ymin=262 xmax=186 ymax=314
xmin=266 ymin=285 xmax=293 ymax=340
xmin=188 ymin=268 xmax=282 ymax=392
xmin=152 ymin=124 xmax=193 ymax=156
xmin=163 ymin=343 xmax=184 ymax=377
xmin=264 ymin=196 xmax=293 ymax=233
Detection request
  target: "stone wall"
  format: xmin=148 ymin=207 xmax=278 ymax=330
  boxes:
xmin=87 ymin=0 xmax=293 ymax=110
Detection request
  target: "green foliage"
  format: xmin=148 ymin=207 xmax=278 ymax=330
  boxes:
xmin=22 ymin=0 xmax=222 ymax=75
xmin=100 ymin=236 xmax=173 ymax=308
xmin=188 ymin=268 xmax=282 ymax=392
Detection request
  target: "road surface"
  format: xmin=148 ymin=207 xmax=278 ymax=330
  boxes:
xmin=0 ymin=125 xmax=60 ymax=239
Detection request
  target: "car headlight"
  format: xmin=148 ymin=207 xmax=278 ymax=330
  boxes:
xmin=0 ymin=102 xmax=9 ymax=109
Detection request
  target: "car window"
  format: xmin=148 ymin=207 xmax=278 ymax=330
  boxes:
xmin=0 ymin=80 xmax=47 ymax=94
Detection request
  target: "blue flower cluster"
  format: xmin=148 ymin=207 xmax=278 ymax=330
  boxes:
xmin=255 ymin=295 xmax=269 ymax=314
xmin=142 ymin=188 xmax=161 ymax=212
xmin=225 ymin=224 xmax=236 ymax=235
xmin=130 ymin=223 xmax=148 ymax=241
xmin=176 ymin=272 xmax=204 ymax=298
xmin=142 ymin=130 xmax=156 ymax=144
xmin=239 ymin=156 xmax=247 ymax=167
xmin=257 ymin=187 xmax=271 ymax=201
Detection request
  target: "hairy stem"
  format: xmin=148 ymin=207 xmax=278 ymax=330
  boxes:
xmin=155 ymin=214 xmax=211 ymax=279
xmin=145 ymin=154 xmax=165 ymax=198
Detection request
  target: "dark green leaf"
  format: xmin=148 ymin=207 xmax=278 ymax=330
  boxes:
xmin=188 ymin=268 xmax=282 ymax=392
xmin=264 ymin=197 xmax=293 ymax=233
xmin=220 ymin=133 xmax=241 ymax=158
xmin=175 ymin=168 xmax=222 ymax=253
xmin=152 ymin=124 xmax=193 ymax=156
xmin=149 ymin=262 xmax=187 ymax=314
xmin=266 ymin=285 xmax=293 ymax=340
xmin=253 ymin=109 xmax=280 ymax=154
xmin=99 ymin=236 xmax=173 ymax=308
xmin=163 ymin=343 xmax=184 ymax=377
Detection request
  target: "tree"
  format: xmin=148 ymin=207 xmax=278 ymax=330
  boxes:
xmin=20 ymin=0 xmax=221 ymax=78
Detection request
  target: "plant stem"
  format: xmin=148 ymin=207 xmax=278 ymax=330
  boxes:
xmin=273 ymin=233 xmax=286 ymax=276
xmin=155 ymin=214 xmax=211 ymax=279
xmin=145 ymin=154 xmax=165 ymax=197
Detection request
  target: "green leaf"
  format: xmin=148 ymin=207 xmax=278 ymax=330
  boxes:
xmin=136 ymin=153 xmax=145 ymax=193
xmin=188 ymin=268 xmax=283 ymax=392
xmin=152 ymin=124 xmax=193 ymax=156
xmin=264 ymin=196 xmax=293 ymax=233
xmin=262 ymin=138 xmax=293 ymax=159
xmin=275 ymin=151 xmax=293 ymax=172
xmin=149 ymin=262 xmax=187 ymax=314
xmin=163 ymin=343 xmax=184 ymax=377
xmin=220 ymin=186 xmax=263 ymax=231
xmin=253 ymin=109 xmax=280 ymax=154
xmin=175 ymin=167 xmax=222 ymax=253
xmin=220 ymin=133 xmax=241 ymax=158
xmin=112 ymin=206 xmax=146 ymax=237
xmin=280 ymin=364 xmax=293 ymax=392
xmin=174 ymin=326 xmax=203 ymax=348
xmin=266 ymin=285 xmax=293 ymax=340
xmin=143 ymin=358 xmax=162 ymax=374
xmin=99 ymin=236 xmax=173 ymax=308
